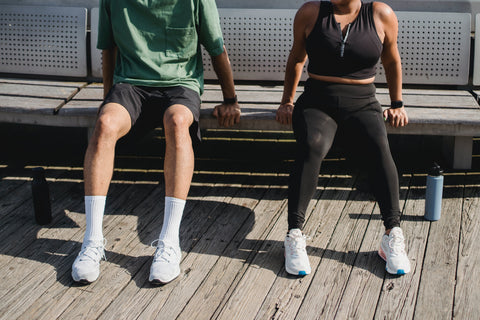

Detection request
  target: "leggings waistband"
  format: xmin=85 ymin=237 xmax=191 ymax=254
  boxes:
xmin=304 ymin=78 xmax=376 ymax=98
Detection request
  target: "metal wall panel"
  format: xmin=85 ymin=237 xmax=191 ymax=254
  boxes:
xmin=202 ymin=9 xmax=306 ymax=81
xmin=0 ymin=5 xmax=88 ymax=77
xmin=473 ymin=14 xmax=480 ymax=85
xmin=376 ymin=11 xmax=471 ymax=85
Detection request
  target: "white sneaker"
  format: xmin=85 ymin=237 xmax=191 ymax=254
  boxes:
xmin=284 ymin=228 xmax=311 ymax=276
xmin=71 ymin=240 xmax=106 ymax=283
xmin=149 ymin=240 xmax=181 ymax=284
xmin=378 ymin=227 xmax=411 ymax=275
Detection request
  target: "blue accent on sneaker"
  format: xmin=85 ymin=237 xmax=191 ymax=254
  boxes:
xmin=299 ymin=271 xmax=307 ymax=276
xmin=397 ymin=269 xmax=405 ymax=275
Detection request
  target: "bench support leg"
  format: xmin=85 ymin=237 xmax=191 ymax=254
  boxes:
xmin=442 ymin=136 xmax=473 ymax=170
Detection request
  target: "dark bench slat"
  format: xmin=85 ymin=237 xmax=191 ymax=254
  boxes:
xmin=0 ymin=96 xmax=65 ymax=115
xmin=0 ymin=83 xmax=83 ymax=101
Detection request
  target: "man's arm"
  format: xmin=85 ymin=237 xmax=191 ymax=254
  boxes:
xmin=211 ymin=46 xmax=241 ymax=127
xmin=102 ymin=47 xmax=116 ymax=99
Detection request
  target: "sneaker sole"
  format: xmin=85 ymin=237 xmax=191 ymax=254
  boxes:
xmin=378 ymin=247 xmax=409 ymax=275
xmin=149 ymin=274 xmax=179 ymax=285
xmin=75 ymin=278 xmax=93 ymax=284
xmin=285 ymin=265 xmax=310 ymax=276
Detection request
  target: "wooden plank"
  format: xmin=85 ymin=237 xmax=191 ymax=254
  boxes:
xmin=373 ymin=175 xmax=430 ymax=319
xmin=0 ymin=168 xmax=79 ymax=252
xmin=7 ymin=176 xmax=158 ymax=318
xmin=28 ymin=182 xmax=164 ymax=320
xmin=135 ymin=183 xmax=268 ymax=319
xmin=160 ymin=185 xmax=288 ymax=320
xmin=0 ymin=96 xmax=65 ymax=114
xmin=0 ymin=178 xmax=30 ymax=219
xmin=0 ymin=178 xmax=138 ymax=319
xmin=414 ymin=173 xmax=464 ymax=319
xmin=377 ymin=87 xmax=477 ymax=99
xmin=453 ymin=172 xmax=480 ymax=319
xmin=334 ymin=173 xmax=411 ymax=319
xmin=0 ymin=83 xmax=81 ymax=100
xmin=253 ymin=173 xmax=357 ymax=320
xmin=214 ymin=169 xmax=355 ymax=320
xmin=202 ymin=86 xmax=302 ymax=104
xmin=57 ymin=100 xmax=100 ymax=117
xmin=46 ymin=172 xmax=223 ymax=319
xmin=96 ymin=179 xmax=249 ymax=320
xmin=0 ymin=111 xmax=94 ymax=127
xmin=293 ymin=183 xmax=377 ymax=319
xmin=70 ymin=83 xmax=104 ymax=100
xmin=0 ymin=78 xmax=86 ymax=88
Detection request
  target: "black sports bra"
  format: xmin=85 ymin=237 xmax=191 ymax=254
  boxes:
xmin=306 ymin=1 xmax=383 ymax=79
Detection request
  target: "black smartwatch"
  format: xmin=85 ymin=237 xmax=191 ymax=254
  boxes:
xmin=223 ymin=95 xmax=238 ymax=104
xmin=390 ymin=100 xmax=404 ymax=109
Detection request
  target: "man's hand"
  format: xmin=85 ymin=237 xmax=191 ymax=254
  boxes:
xmin=213 ymin=103 xmax=241 ymax=127
xmin=276 ymin=103 xmax=294 ymax=125
xmin=383 ymin=107 xmax=408 ymax=128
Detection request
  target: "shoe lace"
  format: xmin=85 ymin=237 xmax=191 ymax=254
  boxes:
xmin=286 ymin=233 xmax=308 ymax=256
xmin=388 ymin=232 xmax=405 ymax=257
xmin=79 ymin=239 xmax=107 ymax=262
xmin=151 ymin=240 xmax=178 ymax=263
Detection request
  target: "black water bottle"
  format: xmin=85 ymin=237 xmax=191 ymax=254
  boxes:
xmin=31 ymin=167 xmax=52 ymax=225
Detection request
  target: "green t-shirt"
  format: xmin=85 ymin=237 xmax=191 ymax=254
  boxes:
xmin=97 ymin=0 xmax=225 ymax=95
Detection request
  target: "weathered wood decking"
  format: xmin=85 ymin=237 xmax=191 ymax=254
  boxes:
xmin=0 ymin=126 xmax=479 ymax=320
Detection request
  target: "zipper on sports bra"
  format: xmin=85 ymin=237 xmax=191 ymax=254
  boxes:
xmin=339 ymin=23 xmax=351 ymax=58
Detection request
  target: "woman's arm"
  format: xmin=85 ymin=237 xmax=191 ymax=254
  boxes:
xmin=276 ymin=2 xmax=317 ymax=125
xmin=375 ymin=2 xmax=408 ymax=128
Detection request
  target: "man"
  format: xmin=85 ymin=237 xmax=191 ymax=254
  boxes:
xmin=71 ymin=0 xmax=240 ymax=285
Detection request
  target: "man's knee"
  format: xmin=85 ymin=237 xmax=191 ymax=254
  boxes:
xmin=93 ymin=107 xmax=131 ymax=141
xmin=163 ymin=106 xmax=193 ymax=134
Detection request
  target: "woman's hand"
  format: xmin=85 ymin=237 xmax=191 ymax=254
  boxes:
xmin=276 ymin=103 xmax=294 ymax=125
xmin=383 ymin=107 xmax=408 ymax=127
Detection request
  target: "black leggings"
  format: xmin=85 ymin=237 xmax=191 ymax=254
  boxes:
xmin=288 ymin=79 xmax=401 ymax=230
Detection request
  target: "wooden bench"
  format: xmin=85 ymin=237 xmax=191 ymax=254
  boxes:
xmin=0 ymin=5 xmax=89 ymax=126
xmin=1 ymin=6 xmax=480 ymax=169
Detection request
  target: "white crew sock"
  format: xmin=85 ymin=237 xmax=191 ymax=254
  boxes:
xmin=158 ymin=196 xmax=186 ymax=247
xmin=83 ymin=195 xmax=106 ymax=245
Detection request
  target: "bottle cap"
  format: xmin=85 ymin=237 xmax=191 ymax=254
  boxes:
xmin=32 ymin=167 xmax=46 ymax=177
xmin=429 ymin=163 xmax=443 ymax=176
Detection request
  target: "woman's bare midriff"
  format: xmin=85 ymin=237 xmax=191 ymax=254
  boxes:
xmin=308 ymin=73 xmax=375 ymax=84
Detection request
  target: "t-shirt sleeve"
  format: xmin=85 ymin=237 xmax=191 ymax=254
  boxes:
xmin=198 ymin=0 xmax=225 ymax=57
xmin=96 ymin=0 xmax=115 ymax=50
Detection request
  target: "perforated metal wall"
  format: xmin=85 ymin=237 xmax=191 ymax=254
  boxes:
xmin=473 ymin=14 xmax=480 ymax=85
xmin=203 ymin=9 xmax=307 ymax=81
xmin=90 ymin=8 xmax=471 ymax=85
xmin=0 ymin=5 xmax=87 ymax=77
xmin=376 ymin=12 xmax=471 ymax=85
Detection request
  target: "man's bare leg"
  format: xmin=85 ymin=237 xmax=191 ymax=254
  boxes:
xmin=149 ymin=104 xmax=194 ymax=284
xmin=72 ymin=103 xmax=131 ymax=283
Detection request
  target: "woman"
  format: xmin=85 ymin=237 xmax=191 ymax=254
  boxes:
xmin=276 ymin=0 xmax=410 ymax=276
